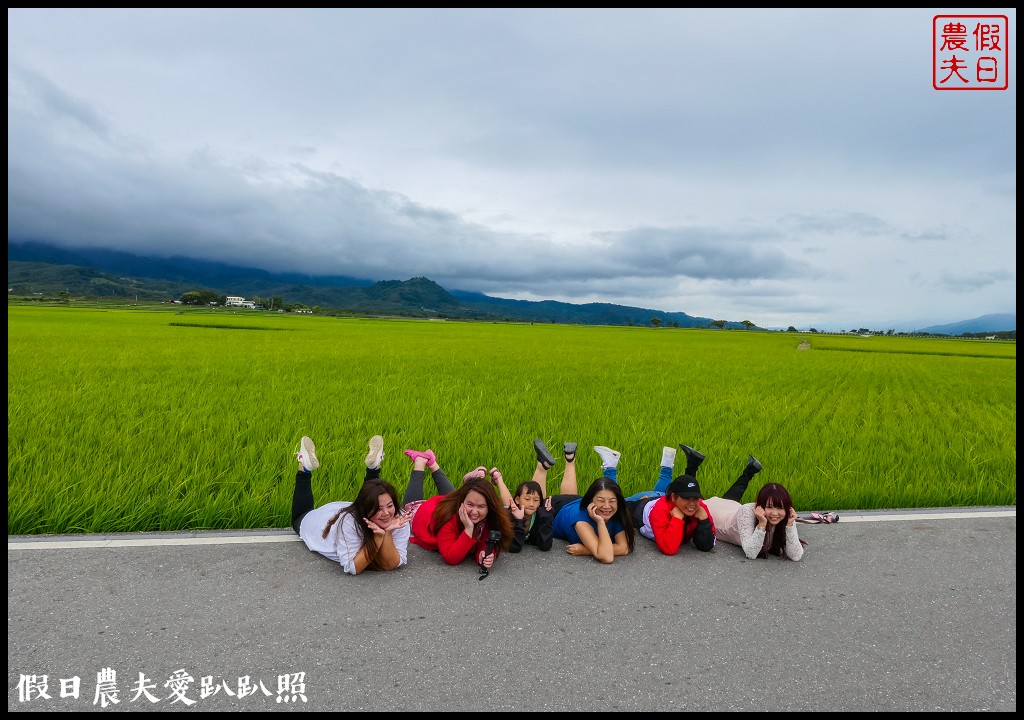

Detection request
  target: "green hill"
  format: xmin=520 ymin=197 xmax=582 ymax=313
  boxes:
xmin=7 ymin=242 xmax=741 ymax=328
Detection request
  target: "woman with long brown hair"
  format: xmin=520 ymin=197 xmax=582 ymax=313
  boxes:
xmin=402 ymin=448 xmax=513 ymax=570
xmin=291 ymin=435 xmax=411 ymax=574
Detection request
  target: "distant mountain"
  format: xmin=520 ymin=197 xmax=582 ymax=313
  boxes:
xmin=449 ymin=289 xmax=711 ymax=327
xmin=917 ymin=314 xmax=1016 ymax=335
xmin=7 ymin=240 xmax=373 ymax=292
xmin=7 ymin=240 xmax=738 ymax=328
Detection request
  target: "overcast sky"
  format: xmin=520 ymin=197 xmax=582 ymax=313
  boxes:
xmin=7 ymin=8 xmax=1017 ymax=330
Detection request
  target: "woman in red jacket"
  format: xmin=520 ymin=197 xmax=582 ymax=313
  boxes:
xmin=623 ymin=444 xmax=718 ymax=555
xmin=402 ymin=449 xmax=513 ymax=569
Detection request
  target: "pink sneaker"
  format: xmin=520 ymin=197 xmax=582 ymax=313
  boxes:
xmin=404 ymin=449 xmax=437 ymax=466
xmin=463 ymin=466 xmax=487 ymax=482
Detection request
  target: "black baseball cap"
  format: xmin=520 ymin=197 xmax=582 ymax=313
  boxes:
xmin=667 ymin=475 xmax=702 ymax=499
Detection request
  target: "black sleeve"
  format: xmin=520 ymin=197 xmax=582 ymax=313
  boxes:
xmin=509 ymin=514 xmax=526 ymax=553
xmin=530 ymin=508 xmax=554 ymax=551
xmin=692 ymin=518 xmax=715 ymax=552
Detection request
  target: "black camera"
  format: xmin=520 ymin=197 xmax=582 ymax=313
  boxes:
xmin=478 ymin=529 xmax=502 ymax=578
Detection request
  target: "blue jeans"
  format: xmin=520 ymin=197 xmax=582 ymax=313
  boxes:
xmin=624 ymin=465 xmax=673 ymax=503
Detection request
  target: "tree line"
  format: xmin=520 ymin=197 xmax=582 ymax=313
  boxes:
xmin=177 ymin=290 xmax=319 ymax=314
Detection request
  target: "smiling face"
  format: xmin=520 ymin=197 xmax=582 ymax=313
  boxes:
xmin=463 ymin=489 xmax=490 ymax=524
xmin=371 ymin=493 xmax=396 ymax=526
xmin=673 ymin=495 xmax=701 ymax=517
xmin=591 ymin=489 xmax=618 ymax=520
xmin=516 ymin=488 xmax=542 ymax=517
xmin=762 ymin=500 xmax=787 ymax=527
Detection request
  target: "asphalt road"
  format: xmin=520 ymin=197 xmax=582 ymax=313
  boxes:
xmin=7 ymin=507 xmax=1016 ymax=712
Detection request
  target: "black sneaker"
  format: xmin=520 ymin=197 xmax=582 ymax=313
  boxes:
xmin=534 ymin=439 xmax=556 ymax=468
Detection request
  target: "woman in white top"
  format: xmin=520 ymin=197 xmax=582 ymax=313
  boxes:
xmin=291 ymin=435 xmax=411 ymax=575
xmin=703 ymin=456 xmax=805 ymax=561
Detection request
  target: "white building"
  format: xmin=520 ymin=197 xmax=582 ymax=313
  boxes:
xmin=224 ymin=296 xmax=256 ymax=309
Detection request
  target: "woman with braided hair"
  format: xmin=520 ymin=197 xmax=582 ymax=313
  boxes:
xmin=290 ymin=434 xmax=411 ymax=575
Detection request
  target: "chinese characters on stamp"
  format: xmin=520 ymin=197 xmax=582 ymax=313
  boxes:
xmin=934 ymin=15 xmax=1009 ymax=90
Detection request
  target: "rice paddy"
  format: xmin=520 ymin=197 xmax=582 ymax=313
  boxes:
xmin=7 ymin=304 xmax=1016 ymax=535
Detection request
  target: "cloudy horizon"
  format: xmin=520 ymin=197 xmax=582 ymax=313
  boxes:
xmin=7 ymin=8 xmax=1017 ymax=330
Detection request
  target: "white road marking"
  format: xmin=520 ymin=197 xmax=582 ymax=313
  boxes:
xmin=7 ymin=509 xmax=1015 ymax=550
xmin=835 ymin=510 xmax=1016 ymax=523
xmin=8 ymin=534 xmax=302 ymax=550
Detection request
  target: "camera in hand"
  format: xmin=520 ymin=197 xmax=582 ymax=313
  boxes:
xmin=479 ymin=529 xmax=502 ymax=577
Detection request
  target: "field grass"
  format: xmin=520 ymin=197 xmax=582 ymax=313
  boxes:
xmin=7 ymin=304 xmax=1016 ymax=535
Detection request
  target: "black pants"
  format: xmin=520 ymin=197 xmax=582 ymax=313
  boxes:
xmin=624 ymin=496 xmax=658 ymax=528
xmin=402 ymin=467 xmax=454 ymax=505
xmin=722 ymin=474 xmax=749 ymax=503
xmin=548 ymin=494 xmax=580 ymax=519
xmin=291 ymin=467 xmax=381 ymax=534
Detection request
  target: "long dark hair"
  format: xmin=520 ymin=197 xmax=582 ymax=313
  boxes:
xmin=431 ymin=478 xmax=514 ymax=552
xmin=579 ymin=477 xmax=635 ymax=552
xmin=322 ymin=479 xmax=402 ymax=571
xmin=755 ymin=482 xmax=795 ymax=558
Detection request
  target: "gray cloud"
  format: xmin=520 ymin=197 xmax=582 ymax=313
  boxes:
xmin=7 ymin=8 xmax=1016 ymax=330
xmin=937 ymin=270 xmax=1016 ymax=294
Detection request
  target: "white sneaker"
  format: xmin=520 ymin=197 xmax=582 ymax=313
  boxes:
xmin=593 ymin=445 xmax=621 ymax=468
xmin=365 ymin=434 xmax=384 ymax=469
xmin=660 ymin=446 xmax=677 ymax=468
xmin=296 ymin=436 xmax=319 ymax=472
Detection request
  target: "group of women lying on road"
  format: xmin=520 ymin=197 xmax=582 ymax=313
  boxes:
xmin=289 ymin=434 xmax=812 ymax=576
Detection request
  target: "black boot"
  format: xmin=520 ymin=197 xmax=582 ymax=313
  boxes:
xmin=745 ymin=455 xmax=762 ymax=476
xmin=679 ymin=444 xmax=705 ymax=476
xmin=722 ymin=455 xmax=762 ymax=503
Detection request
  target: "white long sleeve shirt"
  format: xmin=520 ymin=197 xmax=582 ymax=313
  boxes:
xmin=298 ymin=501 xmax=410 ymax=574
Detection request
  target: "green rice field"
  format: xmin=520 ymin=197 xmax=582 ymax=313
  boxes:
xmin=7 ymin=304 xmax=1017 ymax=535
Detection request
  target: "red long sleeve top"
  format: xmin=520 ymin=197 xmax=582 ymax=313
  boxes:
xmin=647 ymin=496 xmax=717 ymax=555
xmin=410 ymin=495 xmax=495 ymax=565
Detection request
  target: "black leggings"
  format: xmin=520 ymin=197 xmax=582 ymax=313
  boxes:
xmin=722 ymin=474 xmax=749 ymax=503
xmin=291 ymin=466 xmax=381 ymax=534
xmin=625 ymin=496 xmax=658 ymax=528
xmin=548 ymin=494 xmax=580 ymax=520
xmin=402 ymin=467 xmax=454 ymax=505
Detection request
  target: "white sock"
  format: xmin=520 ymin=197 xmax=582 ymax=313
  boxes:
xmin=660 ymin=446 xmax=676 ymax=468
